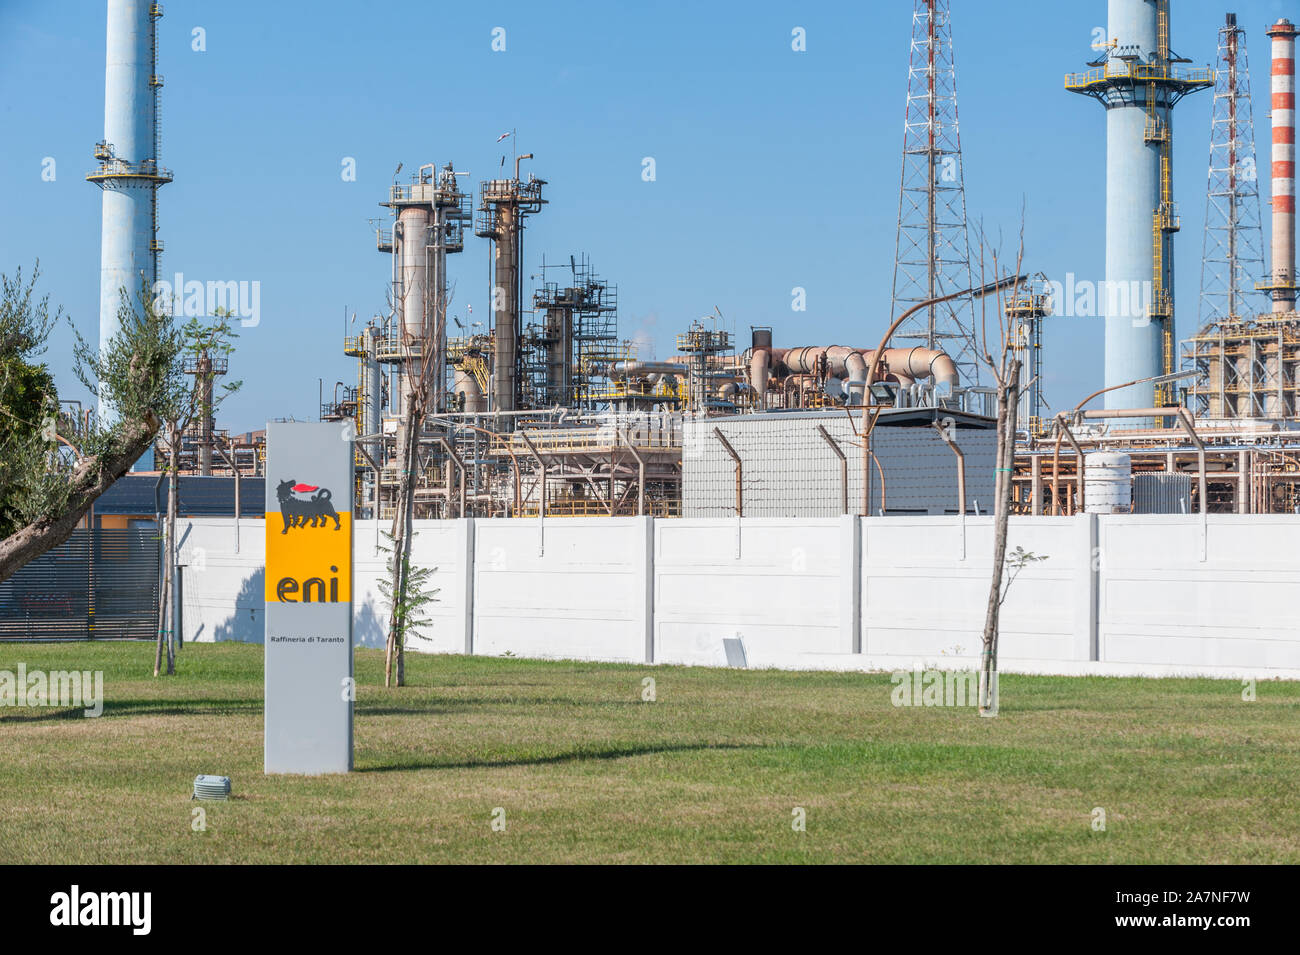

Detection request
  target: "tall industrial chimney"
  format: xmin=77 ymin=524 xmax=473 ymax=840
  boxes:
xmin=1265 ymin=18 xmax=1297 ymax=313
xmin=87 ymin=0 xmax=170 ymax=425
xmin=1067 ymin=0 xmax=1211 ymax=426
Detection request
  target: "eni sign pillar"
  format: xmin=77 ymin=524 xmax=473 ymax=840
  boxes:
xmin=264 ymin=421 xmax=354 ymax=774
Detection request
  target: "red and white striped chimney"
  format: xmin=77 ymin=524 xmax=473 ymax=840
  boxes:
xmin=1268 ymin=18 xmax=1297 ymax=313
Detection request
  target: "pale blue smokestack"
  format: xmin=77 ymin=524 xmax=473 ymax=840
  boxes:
xmin=1068 ymin=0 xmax=1211 ymax=428
xmin=1103 ymin=0 xmax=1162 ymax=420
xmin=89 ymin=0 xmax=170 ymax=426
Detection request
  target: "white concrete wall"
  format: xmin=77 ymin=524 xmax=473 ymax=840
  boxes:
xmin=471 ymin=518 xmax=651 ymax=662
xmin=176 ymin=518 xmax=265 ymax=644
xmin=1098 ymin=515 xmax=1300 ymax=670
xmin=861 ymin=516 xmax=1093 ymax=663
xmin=173 ymin=514 xmax=1300 ymax=679
xmin=655 ymin=517 xmax=856 ymax=666
xmin=352 ymin=520 xmax=471 ymax=654
xmin=177 ymin=517 xmax=472 ymax=653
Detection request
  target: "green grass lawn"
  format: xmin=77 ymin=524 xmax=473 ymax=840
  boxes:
xmin=0 ymin=641 xmax=1297 ymax=863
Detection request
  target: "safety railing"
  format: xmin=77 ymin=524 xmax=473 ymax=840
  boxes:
xmin=1065 ymin=63 xmax=1213 ymax=89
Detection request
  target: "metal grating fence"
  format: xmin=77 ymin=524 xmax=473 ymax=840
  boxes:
xmin=682 ymin=412 xmax=997 ymax=518
xmin=0 ymin=528 xmax=160 ymax=640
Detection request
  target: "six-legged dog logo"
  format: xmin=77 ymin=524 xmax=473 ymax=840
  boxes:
xmin=276 ymin=479 xmax=342 ymax=534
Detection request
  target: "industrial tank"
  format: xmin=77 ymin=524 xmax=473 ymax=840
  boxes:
xmin=1084 ymin=452 xmax=1132 ymax=514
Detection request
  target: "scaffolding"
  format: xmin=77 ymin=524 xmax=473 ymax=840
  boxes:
xmin=675 ymin=319 xmax=734 ymax=413
xmin=523 ymin=255 xmax=623 ymax=410
xmin=1005 ymin=279 xmax=1049 ymax=434
xmin=1180 ymin=315 xmax=1300 ymax=420
xmin=181 ymin=351 xmax=227 ymax=475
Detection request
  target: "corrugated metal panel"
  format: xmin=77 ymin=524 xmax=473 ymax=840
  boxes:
xmin=0 ymin=529 xmax=159 ymax=640
xmin=93 ymin=475 xmax=266 ymax=517
xmin=1133 ymin=473 xmax=1193 ymax=514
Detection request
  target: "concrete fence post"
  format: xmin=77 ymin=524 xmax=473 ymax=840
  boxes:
xmin=840 ymin=514 xmax=862 ymax=654
xmin=857 ymin=516 xmax=869 ymax=654
xmin=1074 ymin=513 xmax=1100 ymax=662
xmin=638 ymin=516 xmax=656 ymax=663
xmin=461 ymin=517 xmax=476 ymax=655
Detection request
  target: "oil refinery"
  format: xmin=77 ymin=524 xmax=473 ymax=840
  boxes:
xmin=8 ymin=0 xmax=1300 ymax=878
xmin=114 ymin=1 xmax=1295 ymax=527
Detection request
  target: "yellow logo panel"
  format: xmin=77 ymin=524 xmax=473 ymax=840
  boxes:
xmin=265 ymin=511 xmax=352 ymax=603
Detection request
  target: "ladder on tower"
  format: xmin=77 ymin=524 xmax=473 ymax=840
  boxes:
xmin=148 ymin=3 xmax=165 ymax=278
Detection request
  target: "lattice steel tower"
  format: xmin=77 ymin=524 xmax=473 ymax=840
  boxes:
xmin=1199 ymin=13 xmax=1266 ymax=326
xmin=890 ymin=0 xmax=977 ymax=387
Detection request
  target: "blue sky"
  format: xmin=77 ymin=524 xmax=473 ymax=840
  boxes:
xmin=0 ymin=0 xmax=1292 ymax=432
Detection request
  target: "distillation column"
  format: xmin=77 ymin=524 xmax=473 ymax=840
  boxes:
xmin=492 ymin=202 xmax=519 ymax=412
xmin=396 ymin=202 xmax=431 ymax=409
xmin=379 ymin=163 xmax=470 ymax=414
xmin=476 ymin=160 xmax=545 ymax=415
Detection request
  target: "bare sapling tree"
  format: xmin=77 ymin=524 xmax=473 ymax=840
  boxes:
xmin=973 ymin=223 xmax=1029 ymax=717
xmin=152 ymin=307 xmax=241 ymax=676
xmin=383 ymin=277 xmax=452 ymax=687
xmin=0 ymin=270 xmax=180 ymax=585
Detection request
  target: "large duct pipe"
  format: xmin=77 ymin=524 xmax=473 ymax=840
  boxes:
xmin=606 ymin=361 xmax=689 ymax=378
xmin=748 ymin=345 xmax=959 ymax=403
xmin=1268 ymin=18 xmax=1297 ymax=313
xmin=890 ymin=346 xmax=959 ymax=389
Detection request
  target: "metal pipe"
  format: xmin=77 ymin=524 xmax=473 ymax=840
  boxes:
xmin=1030 ymin=454 xmax=1042 ymax=516
xmin=1176 ymin=408 xmax=1208 ymax=514
xmin=931 ymin=422 xmax=966 ymax=516
xmin=606 ymin=361 xmax=689 ymax=378
xmin=1081 ymin=407 xmax=1184 ymax=419
xmin=354 ymin=440 xmax=383 ymax=537
xmin=623 ymin=427 xmax=647 ymax=516
xmin=859 ymin=274 xmax=1026 ymax=513
xmin=435 ymin=436 xmax=466 ymax=518
xmin=869 ymin=451 xmax=887 ymax=514
xmin=816 ymin=425 xmax=848 ymax=515
xmin=713 ymin=428 xmax=743 ymax=517
xmin=519 ymin=432 xmax=547 ymax=519
xmin=211 ymin=440 xmax=241 ymax=552
xmin=1052 ymin=413 xmax=1087 ymax=512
